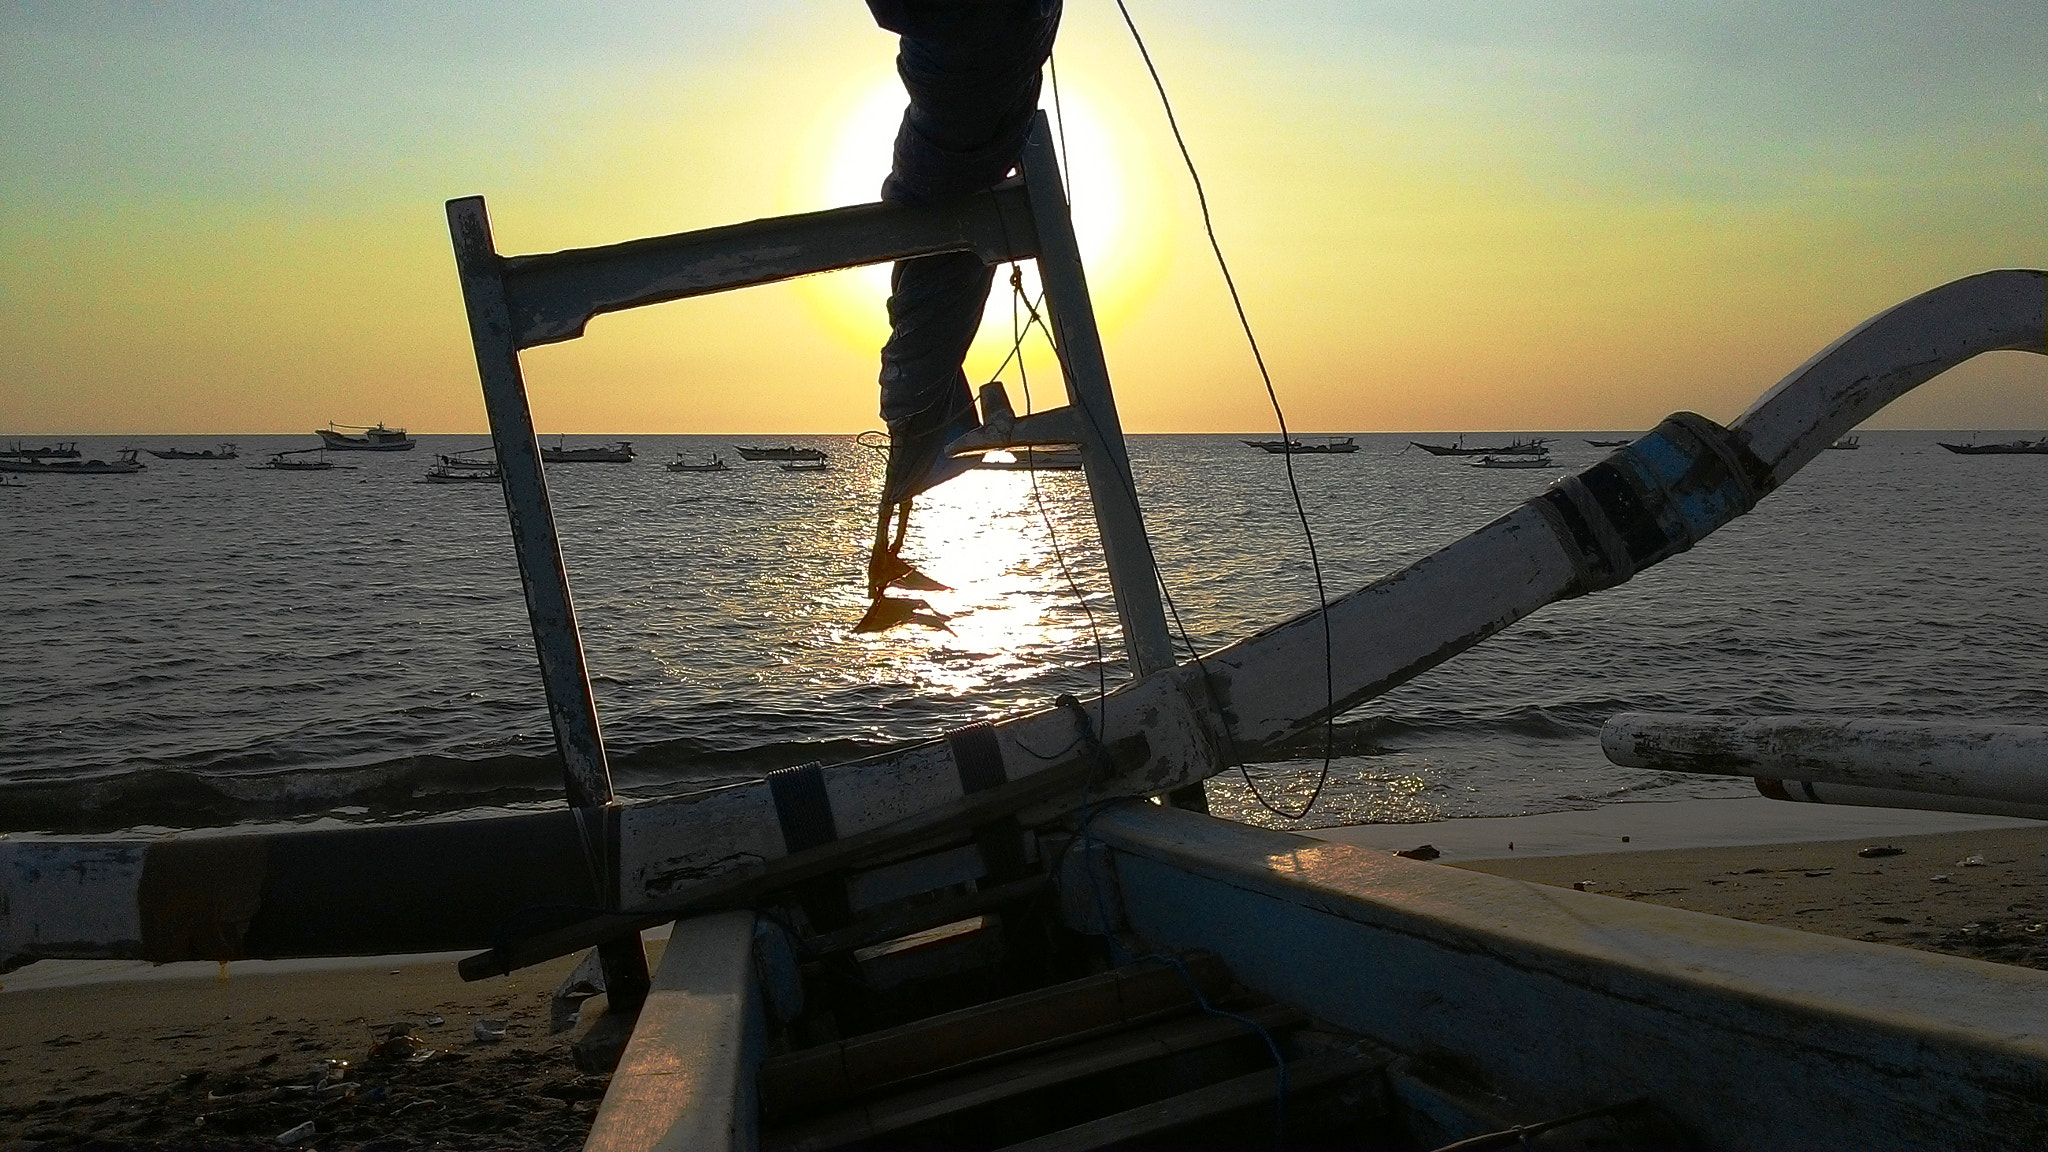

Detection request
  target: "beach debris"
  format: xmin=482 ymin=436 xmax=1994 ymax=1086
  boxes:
xmin=366 ymin=1030 xmax=430 ymax=1062
xmin=474 ymin=1017 xmax=509 ymax=1043
xmin=1395 ymin=844 xmax=1441 ymax=860
xmin=1858 ymin=845 xmax=1906 ymax=858
xmin=2027 ymin=923 xmax=2045 ymax=935
xmin=275 ymin=1119 xmax=317 ymax=1145
xmin=1930 ymin=874 xmax=1952 ymax=883
xmin=1957 ymin=854 xmax=1987 ymax=867
xmin=1573 ymin=881 xmax=1593 ymax=891
xmin=552 ymin=947 xmax=609 ymax=1034
xmin=425 ymin=1015 xmax=445 ymax=1026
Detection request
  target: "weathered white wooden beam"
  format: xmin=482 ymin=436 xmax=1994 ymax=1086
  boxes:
xmin=1072 ymin=803 xmax=2048 ymax=1152
xmin=583 ymin=910 xmax=764 ymax=1152
xmin=502 ymin=181 xmax=1038 ymax=348
xmin=1730 ymin=269 xmax=2046 ymax=490
xmin=1604 ymin=713 xmax=2048 ymax=815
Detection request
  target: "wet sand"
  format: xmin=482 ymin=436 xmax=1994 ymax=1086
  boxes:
xmin=0 ymin=943 xmax=657 ymax=1151
xmin=1458 ymin=825 xmax=2048 ymax=970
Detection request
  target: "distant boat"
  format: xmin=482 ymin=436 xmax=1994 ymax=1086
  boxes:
xmin=779 ymin=461 xmax=831 ymax=473
xmin=0 ymin=449 xmax=145 ymax=475
xmin=0 ymin=476 xmax=23 ymax=487
xmin=1937 ymin=437 xmax=2048 ymax=455
xmin=541 ymin=438 xmax=636 ymax=463
xmin=1257 ymin=437 xmax=1359 ymax=455
xmin=736 ymin=445 xmax=828 ymax=461
xmin=974 ymin=447 xmax=1085 ymax=470
xmin=1827 ymin=436 xmax=1860 ymax=450
xmin=435 ymin=451 xmax=497 ymax=470
xmin=421 ymin=464 xmax=500 ymax=483
xmin=1240 ymin=438 xmax=1299 ymax=451
xmin=317 ymin=423 xmax=416 ymax=451
xmin=1584 ymin=438 xmax=1632 ymax=447
xmin=1412 ymin=436 xmax=1550 ymax=456
xmin=666 ymin=454 xmax=732 ymax=473
xmin=251 ymin=448 xmax=344 ymax=471
xmin=146 ymin=443 xmax=239 ymax=460
xmin=1470 ymin=455 xmax=1555 ymax=469
xmin=1 ymin=441 xmax=80 ymax=459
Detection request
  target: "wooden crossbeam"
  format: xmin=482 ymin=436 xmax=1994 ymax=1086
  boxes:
xmin=760 ymin=953 xmax=1230 ymax=1123
xmin=995 ymin=1047 xmax=1384 ymax=1152
xmin=764 ymin=1002 xmax=1304 ymax=1152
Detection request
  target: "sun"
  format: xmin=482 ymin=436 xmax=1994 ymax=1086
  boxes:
xmin=783 ymin=74 xmax=1168 ymax=371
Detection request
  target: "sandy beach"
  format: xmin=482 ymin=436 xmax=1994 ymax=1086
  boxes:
xmin=3 ymin=803 xmax=2040 ymax=1148
xmin=0 ymin=944 xmax=647 ymax=1151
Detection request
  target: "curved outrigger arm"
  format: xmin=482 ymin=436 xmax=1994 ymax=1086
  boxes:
xmin=2 ymin=271 xmax=2040 ymax=975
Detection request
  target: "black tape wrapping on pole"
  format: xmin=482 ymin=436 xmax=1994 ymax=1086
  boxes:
xmin=948 ymin=721 xmax=1031 ymax=886
xmin=768 ymin=762 xmax=853 ymax=931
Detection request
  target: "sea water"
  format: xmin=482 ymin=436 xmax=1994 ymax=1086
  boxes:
xmin=2 ymin=432 xmax=2042 ymax=834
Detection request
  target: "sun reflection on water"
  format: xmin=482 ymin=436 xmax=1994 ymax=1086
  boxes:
xmin=848 ymin=467 xmax=1111 ymax=700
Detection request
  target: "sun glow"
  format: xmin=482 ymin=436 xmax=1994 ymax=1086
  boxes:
xmin=783 ymin=76 xmax=1170 ymax=376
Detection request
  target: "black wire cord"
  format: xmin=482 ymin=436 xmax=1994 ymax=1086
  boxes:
xmin=1110 ymin=0 xmax=1337 ymax=820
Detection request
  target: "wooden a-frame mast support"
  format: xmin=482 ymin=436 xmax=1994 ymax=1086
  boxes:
xmin=445 ymin=114 xmax=1180 ymax=992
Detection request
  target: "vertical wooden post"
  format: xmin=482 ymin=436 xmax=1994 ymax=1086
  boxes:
xmin=1017 ymin=117 xmax=1205 ymax=811
xmin=1016 ymin=118 xmax=1175 ymax=677
xmin=446 ymin=196 xmax=650 ymax=1004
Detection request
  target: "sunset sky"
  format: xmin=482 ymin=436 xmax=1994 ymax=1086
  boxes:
xmin=3 ymin=1 xmax=2042 ymax=435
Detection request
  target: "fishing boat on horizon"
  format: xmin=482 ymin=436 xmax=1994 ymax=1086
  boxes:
xmin=0 ymin=440 xmax=80 ymax=459
xmin=1469 ymin=454 xmax=1555 ymax=469
xmin=0 ymin=448 xmax=144 ymax=474
xmin=541 ymin=437 xmax=636 ymax=463
xmin=421 ymin=463 xmax=500 ymax=482
xmin=735 ymin=444 xmax=828 ymax=461
xmin=665 ymin=453 xmax=731 ymax=472
xmin=250 ymin=447 xmax=345 ymax=471
xmin=1937 ymin=436 xmax=2048 ymax=454
xmin=1256 ymin=436 xmax=1359 ymax=454
xmin=316 ymin=422 xmax=416 ymax=451
xmin=145 ymin=442 xmax=239 ymax=459
xmin=1410 ymin=435 xmax=1551 ymax=456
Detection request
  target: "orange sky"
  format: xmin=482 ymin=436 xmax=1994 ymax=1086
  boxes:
xmin=2 ymin=2 xmax=2042 ymax=434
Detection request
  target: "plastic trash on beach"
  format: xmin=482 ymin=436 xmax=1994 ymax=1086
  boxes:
xmin=1957 ymin=854 xmax=1988 ymax=867
xmin=474 ymin=1017 xmax=508 ymax=1043
xmin=276 ymin=1119 xmax=317 ymax=1145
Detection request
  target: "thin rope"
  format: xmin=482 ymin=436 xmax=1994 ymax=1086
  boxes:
xmin=1010 ymin=268 xmax=1111 ymax=716
xmin=1107 ymin=1 xmax=1337 ymax=820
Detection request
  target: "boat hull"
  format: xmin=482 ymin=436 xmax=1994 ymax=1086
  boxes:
xmin=1939 ymin=440 xmax=2048 ymax=454
xmin=317 ymin=429 xmax=416 ymax=451
xmin=0 ymin=459 xmax=143 ymax=474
